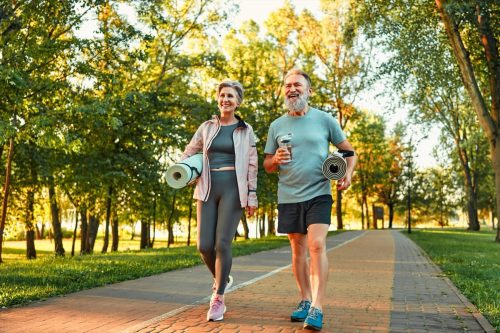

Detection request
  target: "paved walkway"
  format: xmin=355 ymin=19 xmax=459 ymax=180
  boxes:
xmin=0 ymin=230 xmax=495 ymax=333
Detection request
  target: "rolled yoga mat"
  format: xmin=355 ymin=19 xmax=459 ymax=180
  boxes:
xmin=322 ymin=150 xmax=354 ymax=180
xmin=166 ymin=154 xmax=203 ymax=189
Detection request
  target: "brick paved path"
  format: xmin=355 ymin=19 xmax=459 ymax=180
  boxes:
xmin=0 ymin=230 xmax=495 ymax=333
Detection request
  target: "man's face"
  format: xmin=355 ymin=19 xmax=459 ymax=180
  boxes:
xmin=284 ymin=74 xmax=311 ymax=112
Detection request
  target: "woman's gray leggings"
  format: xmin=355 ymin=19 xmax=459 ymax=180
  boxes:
xmin=197 ymin=170 xmax=243 ymax=295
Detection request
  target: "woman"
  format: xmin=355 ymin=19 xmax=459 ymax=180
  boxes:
xmin=181 ymin=80 xmax=258 ymax=321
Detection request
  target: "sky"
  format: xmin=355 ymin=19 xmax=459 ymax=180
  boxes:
xmin=77 ymin=0 xmax=438 ymax=168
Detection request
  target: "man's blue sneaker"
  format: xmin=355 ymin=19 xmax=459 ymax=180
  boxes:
xmin=303 ymin=307 xmax=323 ymax=331
xmin=290 ymin=300 xmax=311 ymax=322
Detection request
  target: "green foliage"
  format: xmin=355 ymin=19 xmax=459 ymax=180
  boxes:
xmin=349 ymin=111 xmax=391 ymax=226
xmin=408 ymin=229 xmax=500 ymax=330
xmin=3 ymin=0 xmax=496 ymax=262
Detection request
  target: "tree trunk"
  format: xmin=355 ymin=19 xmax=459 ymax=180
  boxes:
xmin=456 ymin=138 xmax=481 ymax=230
xmin=167 ymin=192 xmax=176 ymax=247
xmin=435 ymin=0 xmax=500 ymax=241
xmin=111 ymin=214 xmax=119 ymax=251
xmin=372 ymin=204 xmax=378 ymax=229
xmin=87 ymin=213 xmax=99 ymax=253
xmin=0 ymin=137 xmax=14 ymax=264
xmin=150 ymin=198 xmax=156 ymax=248
xmin=240 ymin=213 xmax=249 ymax=239
xmin=140 ymin=221 xmax=148 ymax=249
xmin=363 ymin=196 xmax=370 ymax=229
xmin=35 ymin=223 xmax=43 ymax=240
xmin=71 ymin=210 xmax=78 ymax=257
xmin=268 ymin=203 xmax=276 ymax=235
xmin=495 ymin=144 xmax=500 ymax=242
xmin=388 ymin=203 xmax=394 ymax=228
xmin=25 ymin=187 xmax=37 ymax=259
xmin=360 ymin=200 xmax=365 ymax=229
xmin=259 ymin=211 xmax=265 ymax=237
xmin=102 ymin=185 xmax=113 ymax=253
xmin=48 ymin=179 xmax=65 ymax=256
xmin=336 ymin=189 xmax=343 ymax=229
xmin=167 ymin=220 xmax=174 ymax=246
xmin=80 ymin=208 xmax=88 ymax=254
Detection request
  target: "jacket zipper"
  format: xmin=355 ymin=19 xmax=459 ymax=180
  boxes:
xmin=203 ymin=120 xmax=221 ymax=201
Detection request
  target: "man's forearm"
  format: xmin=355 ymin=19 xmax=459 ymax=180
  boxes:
xmin=263 ymin=154 xmax=279 ymax=173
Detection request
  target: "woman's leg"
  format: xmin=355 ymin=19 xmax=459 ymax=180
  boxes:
xmin=197 ymin=198 xmax=218 ymax=277
xmin=213 ymin=171 xmax=243 ymax=295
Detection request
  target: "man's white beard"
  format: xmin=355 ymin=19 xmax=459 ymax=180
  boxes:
xmin=285 ymin=93 xmax=309 ymax=112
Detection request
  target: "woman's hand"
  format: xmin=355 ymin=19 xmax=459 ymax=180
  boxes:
xmin=246 ymin=206 xmax=257 ymax=217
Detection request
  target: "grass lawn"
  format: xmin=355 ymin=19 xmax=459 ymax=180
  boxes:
xmin=1 ymin=236 xmax=190 ymax=262
xmin=407 ymin=229 xmax=500 ymax=331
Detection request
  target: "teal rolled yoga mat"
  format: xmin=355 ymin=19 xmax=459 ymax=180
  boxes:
xmin=166 ymin=154 xmax=203 ymax=189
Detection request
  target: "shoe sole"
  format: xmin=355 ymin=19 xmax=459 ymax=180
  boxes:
xmin=303 ymin=323 xmax=322 ymax=331
xmin=290 ymin=316 xmax=306 ymax=322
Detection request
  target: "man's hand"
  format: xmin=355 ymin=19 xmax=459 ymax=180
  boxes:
xmin=273 ymin=147 xmax=291 ymax=165
xmin=336 ymin=174 xmax=352 ymax=191
xmin=264 ymin=148 xmax=290 ymax=173
xmin=337 ymin=171 xmax=351 ymax=191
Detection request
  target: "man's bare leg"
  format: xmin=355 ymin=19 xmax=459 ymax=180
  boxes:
xmin=288 ymin=233 xmax=312 ymax=301
xmin=307 ymin=224 xmax=329 ymax=310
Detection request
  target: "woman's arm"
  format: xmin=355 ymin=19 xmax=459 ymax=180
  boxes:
xmin=246 ymin=126 xmax=258 ymax=216
xmin=180 ymin=124 xmax=204 ymax=160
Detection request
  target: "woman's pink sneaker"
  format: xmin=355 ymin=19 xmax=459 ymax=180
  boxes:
xmin=207 ymin=295 xmax=226 ymax=321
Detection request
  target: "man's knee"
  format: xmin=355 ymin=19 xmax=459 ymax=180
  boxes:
xmin=289 ymin=237 xmax=308 ymax=258
xmin=308 ymin=238 xmax=326 ymax=255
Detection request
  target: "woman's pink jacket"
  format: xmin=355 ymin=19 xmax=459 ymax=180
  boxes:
xmin=181 ymin=115 xmax=258 ymax=208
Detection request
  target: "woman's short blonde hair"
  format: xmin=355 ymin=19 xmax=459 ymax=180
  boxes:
xmin=217 ymin=80 xmax=244 ymax=104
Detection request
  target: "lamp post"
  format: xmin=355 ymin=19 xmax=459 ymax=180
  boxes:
xmin=406 ymin=139 xmax=413 ymax=234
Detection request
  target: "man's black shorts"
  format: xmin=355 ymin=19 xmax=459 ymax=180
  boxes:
xmin=277 ymin=194 xmax=333 ymax=234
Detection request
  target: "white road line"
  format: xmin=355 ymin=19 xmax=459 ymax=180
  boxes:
xmin=124 ymin=231 xmax=368 ymax=333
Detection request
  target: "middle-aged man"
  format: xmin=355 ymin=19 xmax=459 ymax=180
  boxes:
xmin=263 ymin=69 xmax=356 ymax=331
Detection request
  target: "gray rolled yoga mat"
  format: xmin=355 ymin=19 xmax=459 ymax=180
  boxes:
xmin=166 ymin=154 xmax=203 ymax=189
xmin=322 ymin=152 xmax=347 ymax=180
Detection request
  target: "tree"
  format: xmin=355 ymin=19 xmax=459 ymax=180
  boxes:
xmin=377 ymin=123 xmax=405 ymax=228
xmin=355 ymin=0 xmax=500 ymax=240
xmin=420 ymin=166 xmax=460 ymax=227
xmin=0 ymin=0 xmax=97 ymax=261
xmin=435 ymin=0 xmax=500 ymax=240
xmin=349 ymin=111 xmax=388 ymax=229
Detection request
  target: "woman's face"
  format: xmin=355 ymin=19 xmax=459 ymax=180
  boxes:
xmin=218 ymin=87 xmax=239 ymax=113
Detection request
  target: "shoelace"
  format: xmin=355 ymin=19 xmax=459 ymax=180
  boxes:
xmin=298 ymin=301 xmax=310 ymax=310
xmin=308 ymin=307 xmax=321 ymax=320
xmin=211 ymin=296 xmax=223 ymax=310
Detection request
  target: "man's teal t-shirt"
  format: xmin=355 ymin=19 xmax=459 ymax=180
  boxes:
xmin=264 ymin=107 xmax=346 ymax=204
